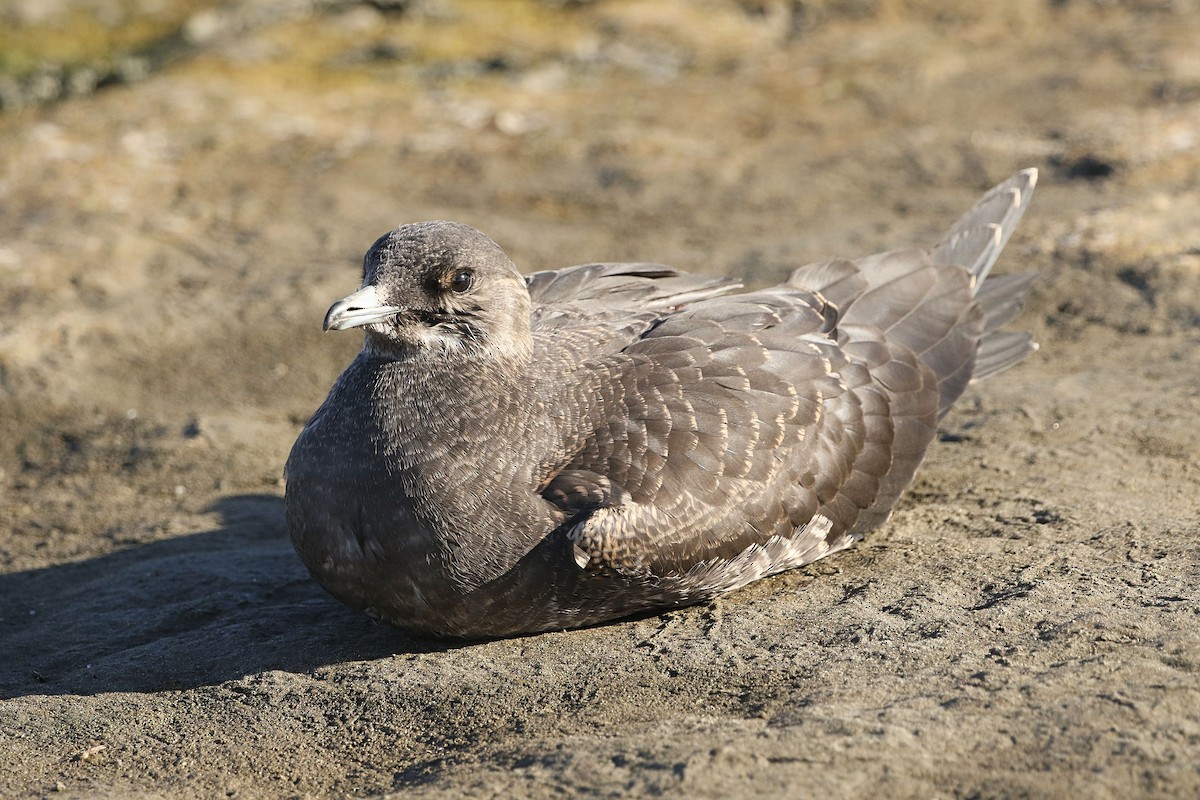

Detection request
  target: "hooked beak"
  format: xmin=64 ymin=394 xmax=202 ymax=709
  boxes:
xmin=323 ymin=285 xmax=402 ymax=332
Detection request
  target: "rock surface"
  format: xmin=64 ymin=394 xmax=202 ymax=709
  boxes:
xmin=1 ymin=1 xmax=1198 ymax=797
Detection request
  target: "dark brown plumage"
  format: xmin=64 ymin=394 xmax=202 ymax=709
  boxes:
xmin=284 ymin=169 xmax=1039 ymax=638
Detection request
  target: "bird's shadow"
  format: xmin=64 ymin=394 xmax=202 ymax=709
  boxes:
xmin=0 ymin=495 xmax=449 ymax=699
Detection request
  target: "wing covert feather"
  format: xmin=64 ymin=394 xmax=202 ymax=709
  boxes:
xmin=532 ymin=171 xmax=1036 ymax=596
xmin=543 ymin=289 xmax=857 ymax=578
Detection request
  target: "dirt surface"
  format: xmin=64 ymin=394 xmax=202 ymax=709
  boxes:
xmin=2 ymin=1 xmax=1199 ymax=797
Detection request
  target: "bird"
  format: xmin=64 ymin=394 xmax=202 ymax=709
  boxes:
xmin=284 ymin=169 xmax=1039 ymax=639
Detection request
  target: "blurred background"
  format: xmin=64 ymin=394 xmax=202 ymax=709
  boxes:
xmin=1 ymin=1 xmax=1198 ymax=797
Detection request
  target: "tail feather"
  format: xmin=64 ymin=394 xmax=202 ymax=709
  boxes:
xmin=932 ymin=168 xmax=1038 ymax=286
xmin=783 ymin=170 xmax=1040 ymax=542
xmin=976 ymin=271 xmax=1039 ymax=336
xmin=975 ymin=331 xmax=1039 ymax=382
xmin=787 ymin=169 xmax=1039 ymax=414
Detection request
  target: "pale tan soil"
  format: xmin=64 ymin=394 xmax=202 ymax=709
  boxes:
xmin=1 ymin=1 xmax=1199 ymax=798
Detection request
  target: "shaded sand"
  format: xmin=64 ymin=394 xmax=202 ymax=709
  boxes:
xmin=1 ymin=1 xmax=1198 ymax=797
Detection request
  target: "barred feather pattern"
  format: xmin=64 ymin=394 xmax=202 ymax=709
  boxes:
xmin=285 ymin=170 xmax=1039 ymax=637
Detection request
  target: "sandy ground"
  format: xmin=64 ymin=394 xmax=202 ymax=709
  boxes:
xmin=1 ymin=1 xmax=1199 ymax=797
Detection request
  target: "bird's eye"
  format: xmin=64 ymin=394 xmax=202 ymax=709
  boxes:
xmin=449 ymin=269 xmax=474 ymax=294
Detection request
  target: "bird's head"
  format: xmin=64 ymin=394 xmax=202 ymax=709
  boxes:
xmin=323 ymin=221 xmax=532 ymax=361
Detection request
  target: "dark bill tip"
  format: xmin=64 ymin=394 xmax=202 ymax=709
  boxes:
xmin=323 ymin=285 xmax=402 ymax=332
